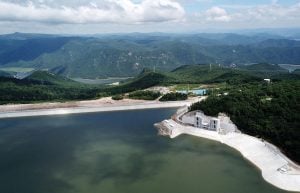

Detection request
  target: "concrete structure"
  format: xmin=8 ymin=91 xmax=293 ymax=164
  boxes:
xmin=195 ymin=111 xmax=220 ymax=131
xmin=180 ymin=111 xmax=236 ymax=134
xmin=155 ymin=115 xmax=300 ymax=192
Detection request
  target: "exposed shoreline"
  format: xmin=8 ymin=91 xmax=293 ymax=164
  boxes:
xmin=2 ymin=98 xmax=300 ymax=192
xmin=0 ymin=97 xmax=202 ymax=119
xmin=155 ymin=112 xmax=300 ymax=192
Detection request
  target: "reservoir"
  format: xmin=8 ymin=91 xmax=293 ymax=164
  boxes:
xmin=0 ymin=109 xmax=289 ymax=193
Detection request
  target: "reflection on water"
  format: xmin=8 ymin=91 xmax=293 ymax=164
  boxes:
xmin=0 ymin=109 xmax=288 ymax=193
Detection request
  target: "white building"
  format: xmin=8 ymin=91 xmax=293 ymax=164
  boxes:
xmin=195 ymin=112 xmax=220 ymax=131
xmin=180 ymin=111 xmax=237 ymax=134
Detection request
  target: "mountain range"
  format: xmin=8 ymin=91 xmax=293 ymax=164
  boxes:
xmin=0 ymin=32 xmax=299 ymax=78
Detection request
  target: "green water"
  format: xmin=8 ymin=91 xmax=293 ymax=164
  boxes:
xmin=0 ymin=109 xmax=289 ymax=193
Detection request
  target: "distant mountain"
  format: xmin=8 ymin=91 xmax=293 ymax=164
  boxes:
xmin=194 ymin=33 xmax=277 ymax=45
xmin=0 ymin=32 xmax=58 ymax=40
xmin=255 ymin=39 xmax=300 ymax=47
xmin=0 ymin=36 xmax=79 ymax=64
xmin=1 ymin=33 xmax=300 ymax=78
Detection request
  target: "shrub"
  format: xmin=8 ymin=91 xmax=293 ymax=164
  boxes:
xmin=112 ymin=94 xmax=124 ymax=100
xmin=159 ymin=92 xmax=188 ymax=101
xmin=128 ymin=90 xmax=161 ymax=100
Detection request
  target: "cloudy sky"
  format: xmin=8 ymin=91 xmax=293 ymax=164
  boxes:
xmin=0 ymin=0 xmax=299 ymax=34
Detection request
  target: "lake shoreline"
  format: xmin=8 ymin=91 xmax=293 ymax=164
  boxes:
xmin=155 ymin=113 xmax=300 ymax=192
xmin=2 ymin=98 xmax=299 ymax=191
xmin=0 ymin=97 xmax=203 ymax=119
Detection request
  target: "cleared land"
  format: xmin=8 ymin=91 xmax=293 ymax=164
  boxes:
xmin=0 ymin=97 xmax=201 ymax=119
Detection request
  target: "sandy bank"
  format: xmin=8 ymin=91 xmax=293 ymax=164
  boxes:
xmin=0 ymin=97 xmax=201 ymax=119
xmin=156 ymin=119 xmax=300 ymax=192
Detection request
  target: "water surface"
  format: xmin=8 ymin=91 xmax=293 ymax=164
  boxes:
xmin=72 ymin=77 xmax=131 ymax=85
xmin=0 ymin=109 xmax=288 ymax=193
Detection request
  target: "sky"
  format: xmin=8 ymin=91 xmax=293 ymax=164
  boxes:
xmin=0 ymin=0 xmax=300 ymax=34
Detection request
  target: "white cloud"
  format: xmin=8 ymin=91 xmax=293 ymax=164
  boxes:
xmin=0 ymin=0 xmax=185 ymax=24
xmin=0 ymin=0 xmax=300 ymax=33
xmin=241 ymin=3 xmax=300 ymax=22
xmin=204 ymin=6 xmax=231 ymax=22
xmin=194 ymin=2 xmax=300 ymax=28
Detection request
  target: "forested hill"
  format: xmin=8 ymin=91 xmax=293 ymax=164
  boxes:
xmin=0 ymin=33 xmax=300 ymax=78
xmin=190 ymin=80 xmax=300 ymax=163
xmin=25 ymin=71 xmax=79 ymax=86
xmin=0 ymin=70 xmax=168 ymax=104
xmin=1 ymin=63 xmax=298 ymax=104
xmin=163 ymin=63 xmax=297 ymax=84
xmin=0 ymin=70 xmax=11 ymax=77
xmin=241 ymin=63 xmax=288 ymax=72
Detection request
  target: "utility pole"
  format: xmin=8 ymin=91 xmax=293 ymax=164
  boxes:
xmin=210 ymin=63 xmax=212 ymax=71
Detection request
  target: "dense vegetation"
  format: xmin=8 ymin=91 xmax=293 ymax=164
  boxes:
xmin=0 ymin=70 xmax=166 ymax=104
xmin=190 ymin=80 xmax=300 ymax=163
xmin=1 ymin=64 xmax=299 ymax=104
xmin=0 ymin=70 xmax=10 ymax=77
xmin=159 ymin=92 xmax=188 ymax=101
xmin=0 ymin=76 xmax=98 ymax=104
xmin=1 ymin=33 xmax=300 ymax=78
xmin=241 ymin=63 xmax=288 ymax=72
xmin=111 ymin=94 xmax=124 ymax=100
xmin=165 ymin=63 xmax=293 ymax=84
xmin=128 ymin=90 xmax=161 ymax=100
xmin=25 ymin=71 xmax=79 ymax=86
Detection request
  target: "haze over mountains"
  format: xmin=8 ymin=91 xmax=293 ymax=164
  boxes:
xmin=0 ymin=32 xmax=300 ymax=78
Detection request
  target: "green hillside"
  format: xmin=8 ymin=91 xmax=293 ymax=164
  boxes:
xmin=100 ymin=70 xmax=168 ymax=96
xmin=0 ymin=37 xmax=76 ymax=64
xmin=1 ymin=33 xmax=300 ymax=78
xmin=0 ymin=70 xmax=11 ymax=77
xmin=0 ymin=70 xmax=167 ymax=104
xmin=190 ymin=80 xmax=300 ymax=163
xmin=0 ymin=63 xmax=299 ymax=104
xmin=25 ymin=71 xmax=80 ymax=86
xmin=242 ymin=63 xmax=287 ymax=72
xmin=293 ymin=69 xmax=300 ymax=75
xmin=167 ymin=65 xmax=231 ymax=83
xmin=163 ymin=63 xmax=295 ymax=84
xmin=165 ymin=64 xmax=263 ymax=84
